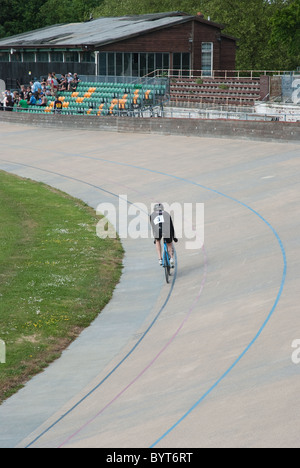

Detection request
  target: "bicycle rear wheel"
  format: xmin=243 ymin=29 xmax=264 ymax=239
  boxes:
xmin=163 ymin=250 xmax=171 ymax=284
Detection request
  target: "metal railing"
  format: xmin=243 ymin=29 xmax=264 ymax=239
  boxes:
xmin=68 ymin=74 xmax=169 ymax=87
xmin=146 ymin=69 xmax=300 ymax=80
xmin=161 ymin=106 xmax=300 ymax=122
xmin=8 ymin=104 xmax=300 ymax=122
xmin=9 ymin=104 xmax=164 ymax=118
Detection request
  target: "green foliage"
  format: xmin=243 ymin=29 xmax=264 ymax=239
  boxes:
xmin=93 ymin=0 xmax=299 ymax=70
xmin=0 ymin=0 xmax=298 ymax=70
xmin=0 ymin=0 xmax=44 ymax=37
xmin=93 ymin=0 xmax=201 ymax=16
xmin=269 ymin=0 xmax=300 ymax=63
xmin=196 ymin=0 xmax=272 ymax=69
xmin=0 ymin=0 xmax=104 ymax=37
xmin=198 ymin=0 xmax=299 ymax=70
xmin=37 ymin=0 xmax=103 ymax=26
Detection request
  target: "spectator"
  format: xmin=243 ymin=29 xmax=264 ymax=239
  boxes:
xmin=67 ymin=72 xmax=73 ymax=90
xmin=46 ymin=73 xmax=52 ymax=87
xmin=59 ymin=74 xmax=68 ymax=91
xmin=25 ymin=86 xmax=31 ymax=100
xmin=13 ymin=91 xmax=20 ymax=105
xmin=52 ymin=73 xmax=59 ymax=96
xmin=19 ymin=85 xmax=26 ymax=99
xmin=41 ymin=82 xmax=48 ymax=96
xmin=4 ymin=92 xmax=14 ymax=111
xmin=36 ymin=93 xmax=42 ymax=105
xmin=38 ymin=93 xmax=48 ymax=106
xmin=28 ymin=92 xmax=37 ymax=105
xmin=69 ymin=73 xmax=80 ymax=92
xmin=47 ymin=72 xmax=58 ymax=97
xmin=3 ymin=91 xmax=10 ymax=110
xmin=52 ymin=72 xmax=59 ymax=88
xmin=18 ymin=96 xmax=29 ymax=110
xmin=53 ymin=97 xmax=63 ymax=114
xmin=32 ymin=78 xmax=42 ymax=97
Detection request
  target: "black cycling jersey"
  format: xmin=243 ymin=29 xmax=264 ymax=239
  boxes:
xmin=150 ymin=210 xmax=175 ymax=243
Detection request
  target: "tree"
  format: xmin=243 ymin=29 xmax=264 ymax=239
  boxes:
xmin=37 ymin=0 xmax=103 ymax=26
xmin=93 ymin=0 xmax=288 ymax=69
xmin=196 ymin=0 xmax=290 ymax=69
xmin=0 ymin=0 xmax=104 ymax=38
xmin=0 ymin=0 xmax=44 ymax=37
xmin=93 ymin=0 xmax=202 ymax=17
xmin=269 ymin=0 xmax=300 ymax=67
xmin=1 ymin=0 xmax=297 ymax=70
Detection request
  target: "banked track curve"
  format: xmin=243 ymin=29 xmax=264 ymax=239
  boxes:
xmin=0 ymin=148 xmax=286 ymax=448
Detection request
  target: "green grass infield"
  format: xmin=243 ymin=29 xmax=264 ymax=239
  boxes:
xmin=0 ymin=170 xmax=123 ymax=403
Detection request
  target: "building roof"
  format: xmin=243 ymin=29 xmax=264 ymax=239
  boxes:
xmin=0 ymin=12 xmax=229 ymax=49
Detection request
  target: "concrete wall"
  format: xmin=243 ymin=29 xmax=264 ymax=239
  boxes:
xmin=0 ymin=111 xmax=299 ymax=143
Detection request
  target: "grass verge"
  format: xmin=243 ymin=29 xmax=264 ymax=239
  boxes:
xmin=0 ymin=170 xmax=123 ymax=403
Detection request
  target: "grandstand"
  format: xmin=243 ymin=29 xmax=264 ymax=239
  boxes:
xmin=13 ymin=80 xmax=168 ymax=116
xmin=169 ymin=76 xmax=261 ymax=107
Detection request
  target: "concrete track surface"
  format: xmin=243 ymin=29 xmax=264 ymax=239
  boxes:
xmin=0 ymin=122 xmax=299 ymax=448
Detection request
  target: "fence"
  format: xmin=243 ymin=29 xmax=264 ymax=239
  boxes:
xmin=146 ymin=69 xmax=300 ymax=80
xmin=41 ymin=74 xmax=169 ymax=87
xmin=161 ymin=106 xmax=300 ymax=122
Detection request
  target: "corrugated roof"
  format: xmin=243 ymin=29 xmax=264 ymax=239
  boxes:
xmin=0 ymin=12 xmax=225 ymax=48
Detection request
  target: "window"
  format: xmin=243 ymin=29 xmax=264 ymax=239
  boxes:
xmin=0 ymin=52 xmax=9 ymax=62
xmin=132 ymin=53 xmax=139 ymax=76
xmin=172 ymin=52 xmax=190 ymax=76
xmin=51 ymin=51 xmax=63 ymax=62
xmin=148 ymin=53 xmax=155 ymax=75
xmin=116 ymin=53 xmax=123 ymax=76
xmin=99 ymin=53 xmax=106 ymax=75
xmin=108 ymin=52 xmax=115 ymax=75
xmin=95 ymin=52 xmax=171 ymax=77
xmin=163 ymin=53 xmax=169 ymax=70
xmin=36 ymin=51 xmax=49 ymax=62
xmin=81 ymin=51 xmax=95 ymax=63
xmin=23 ymin=52 xmax=35 ymax=62
xmin=201 ymin=42 xmax=213 ymax=76
xmin=140 ymin=53 xmax=147 ymax=76
xmin=123 ymin=53 xmax=131 ymax=76
xmin=156 ymin=53 xmax=170 ymax=72
xmin=182 ymin=53 xmax=190 ymax=76
xmin=10 ymin=52 xmax=22 ymax=62
xmin=173 ymin=53 xmax=181 ymax=71
xmin=65 ymin=51 xmax=78 ymax=62
xmin=156 ymin=53 xmax=162 ymax=70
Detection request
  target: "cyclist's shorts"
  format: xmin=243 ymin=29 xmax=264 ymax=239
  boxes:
xmin=155 ymin=236 xmax=173 ymax=244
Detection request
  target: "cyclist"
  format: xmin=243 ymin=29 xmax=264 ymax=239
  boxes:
xmin=150 ymin=203 xmax=177 ymax=267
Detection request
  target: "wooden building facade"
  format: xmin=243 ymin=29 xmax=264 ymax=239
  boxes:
xmin=0 ymin=12 xmax=237 ymax=85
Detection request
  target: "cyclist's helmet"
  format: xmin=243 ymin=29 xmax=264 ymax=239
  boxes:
xmin=154 ymin=203 xmax=164 ymax=212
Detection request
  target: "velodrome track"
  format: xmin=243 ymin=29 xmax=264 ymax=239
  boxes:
xmin=0 ymin=122 xmax=299 ymax=448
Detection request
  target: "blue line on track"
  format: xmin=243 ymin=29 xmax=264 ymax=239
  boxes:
xmin=46 ymin=154 xmax=287 ymax=447
xmin=0 ymin=156 xmax=287 ymax=448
